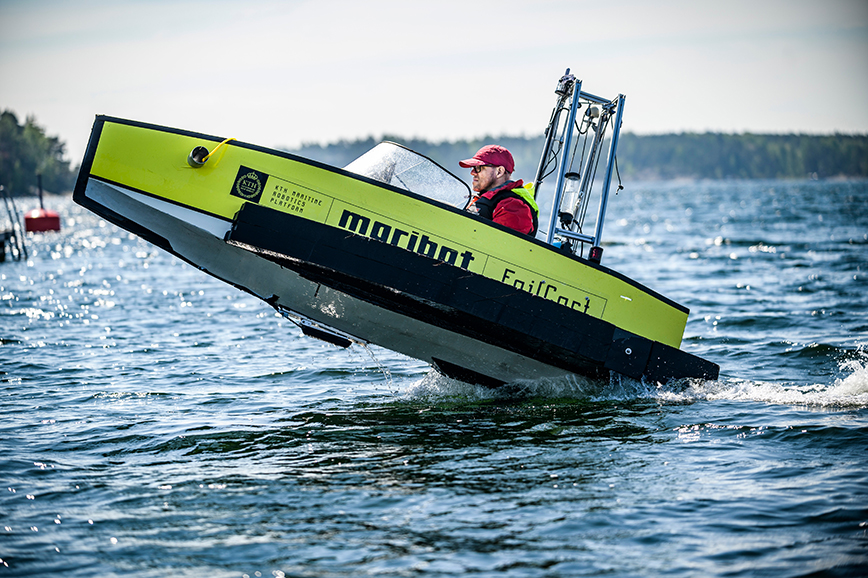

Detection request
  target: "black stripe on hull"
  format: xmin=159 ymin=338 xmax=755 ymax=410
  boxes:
xmin=226 ymin=203 xmax=719 ymax=384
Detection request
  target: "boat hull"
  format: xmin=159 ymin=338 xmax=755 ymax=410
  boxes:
xmin=73 ymin=116 xmax=719 ymax=385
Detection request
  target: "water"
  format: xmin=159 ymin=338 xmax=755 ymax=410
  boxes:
xmin=2 ymin=179 xmax=867 ymax=577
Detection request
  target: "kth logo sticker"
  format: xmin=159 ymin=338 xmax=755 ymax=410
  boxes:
xmin=231 ymin=166 xmax=269 ymax=203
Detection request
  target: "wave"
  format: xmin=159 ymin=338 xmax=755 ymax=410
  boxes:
xmin=403 ymin=349 xmax=868 ymax=409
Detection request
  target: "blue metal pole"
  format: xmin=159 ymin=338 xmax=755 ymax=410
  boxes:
xmin=592 ymin=94 xmax=626 ymax=249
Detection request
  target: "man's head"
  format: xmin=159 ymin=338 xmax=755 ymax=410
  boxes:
xmin=459 ymin=145 xmax=514 ymax=193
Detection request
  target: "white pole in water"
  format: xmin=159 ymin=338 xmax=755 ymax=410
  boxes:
xmin=591 ymin=94 xmax=626 ymax=253
xmin=546 ymin=79 xmax=583 ymax=245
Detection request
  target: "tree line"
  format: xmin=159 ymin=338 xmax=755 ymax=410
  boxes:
xmin=289 ymin=132 xmax=868 ymax=182
xmin=616 ymin=132 xmax=868 ymax=180
xmin=0 ymin=110 xmax=76 ymax=196
xmin=1 ymin=110 xmax=865 ymax=198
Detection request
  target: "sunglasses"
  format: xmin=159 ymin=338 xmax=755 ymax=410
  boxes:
xmin=470 ymin=165 xmax=493 ymax=174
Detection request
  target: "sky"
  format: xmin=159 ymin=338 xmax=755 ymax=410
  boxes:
xmin=1 ymin=0 xmax=867 ymax=165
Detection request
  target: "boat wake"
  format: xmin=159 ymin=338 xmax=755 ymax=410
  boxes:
xmin=404 ymin=348 xmax=868 ymax=409
xmin=703 ymin=356 xmax=868 ymax=408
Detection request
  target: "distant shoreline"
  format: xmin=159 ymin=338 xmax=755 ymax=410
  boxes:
xmin=288 ymin=132 xmax=868 ymax=182
xmin=5 ymin=131 xmax=866 ymax=198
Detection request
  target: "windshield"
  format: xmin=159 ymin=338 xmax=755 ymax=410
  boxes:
xmin=344 ymin=142 xmax=471 ymax=208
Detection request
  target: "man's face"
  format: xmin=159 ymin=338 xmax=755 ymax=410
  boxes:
xmin=471 ymin=165 xmax=498 ymax=192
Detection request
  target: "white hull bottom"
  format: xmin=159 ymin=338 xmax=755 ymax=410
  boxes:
xmin=85 ymin=179 xmax=579 ymax=384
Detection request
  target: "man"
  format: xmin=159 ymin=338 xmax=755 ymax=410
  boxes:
xmin=459 ymin=145 xmax=538 ymax=236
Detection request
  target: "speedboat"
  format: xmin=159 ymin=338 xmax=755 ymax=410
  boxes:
xmin=73 ymin=69 xmax=719 ymax=387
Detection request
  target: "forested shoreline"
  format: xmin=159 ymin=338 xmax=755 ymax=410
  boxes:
xmin=1 ymin=109 xmax=866 ymax=197
xmin=617 ymin=133 xmax=868 ymax=180
xmin=0 ymin=110 xmax=76 ymax=196
xmin=290 ymin=132 xmax=868 ymax=182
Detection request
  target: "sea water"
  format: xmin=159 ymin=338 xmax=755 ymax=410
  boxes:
xmin=1 ymin=179 xmax=866 ymax=577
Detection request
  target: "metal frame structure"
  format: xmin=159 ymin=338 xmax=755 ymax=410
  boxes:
xmin=532 ymin=69 xmax=625 ymax=263
xmin=1 ymin=185 xmax=27 ymax=262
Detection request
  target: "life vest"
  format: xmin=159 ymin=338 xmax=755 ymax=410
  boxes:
xmin=475 ymin=181 xmax=540 ymax=236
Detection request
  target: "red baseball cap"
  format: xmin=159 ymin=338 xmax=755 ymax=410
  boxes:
xmin=459 ymin=145 xmax=515 ymax=174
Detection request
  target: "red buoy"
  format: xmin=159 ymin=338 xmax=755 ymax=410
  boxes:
xmin=24 ymin=174 xmax=61 ymax=232
xmin=24 ymin=207 xmax=61 ymax=232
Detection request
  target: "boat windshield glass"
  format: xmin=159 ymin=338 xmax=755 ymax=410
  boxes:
xmin=344 ymin=142 xmax=471 ymax=208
